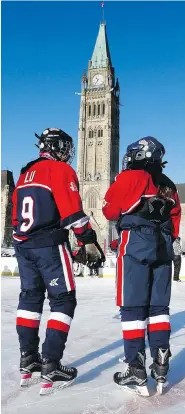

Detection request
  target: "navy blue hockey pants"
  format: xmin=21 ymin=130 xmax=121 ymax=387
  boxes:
xmin=116 ymin=227 xmax=173 ymax=364
xmin=15 ymin=243 xmax=76 ymax=361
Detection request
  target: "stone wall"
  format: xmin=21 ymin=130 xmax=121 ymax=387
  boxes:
xmin=180 ymin=203 xmax=185 ymax=251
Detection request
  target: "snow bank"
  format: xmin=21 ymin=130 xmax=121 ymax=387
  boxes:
xmin=1 ymin=256 xmax=185 ymax=279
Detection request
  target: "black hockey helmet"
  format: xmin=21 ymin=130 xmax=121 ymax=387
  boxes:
xmin=122 ymin=136 xmax=166 ymax=171
xmin=35 ymin=128 xmax=75 ymax=164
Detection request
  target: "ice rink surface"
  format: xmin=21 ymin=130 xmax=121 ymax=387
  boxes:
xmin=1 ymin=277 xmax=185 ymax=414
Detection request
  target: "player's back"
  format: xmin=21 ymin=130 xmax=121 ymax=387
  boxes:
xmin=12 ymin=157 xmax=68 ymax=248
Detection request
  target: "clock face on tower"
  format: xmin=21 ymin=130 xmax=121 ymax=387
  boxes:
xmin=92 ymin=74 xmax=104 ymax=87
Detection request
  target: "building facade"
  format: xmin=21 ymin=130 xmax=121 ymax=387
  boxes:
xmin=76 ymin=22 xmax=120 ymax=249
xmin=1 ymin=170 xmax=15 ymax=247
xmin=176 ymin=184 xmax=185 ymax=251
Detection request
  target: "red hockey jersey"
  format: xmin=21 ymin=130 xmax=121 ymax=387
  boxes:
xmin=12 ymin=157 xmax=93 ymax=248
xmin=102 ymin=170 xmax=181 ymax=239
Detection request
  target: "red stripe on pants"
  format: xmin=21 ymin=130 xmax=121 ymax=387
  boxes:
xmin=16 ymin=317 xmax=40 ymax=328
xmin=148 ymin=322 xmax=171 ymax=332
xmin=47 ymin=319 xmax=70 ymax=333
xmin=116 ymin=230 xmax=129 ymax=306
xmin=123 ymin=329 xmax=145 ymax=339
xmin=62 ymin=245 xmax=75 ymax=291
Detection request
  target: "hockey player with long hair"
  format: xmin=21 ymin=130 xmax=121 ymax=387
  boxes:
xmin=12 ymin=128 xmax=97 ymax=395
xmin=102 ymin=137 xmax=181 ymax=396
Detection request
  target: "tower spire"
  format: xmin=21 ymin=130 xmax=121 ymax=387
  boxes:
xmin=91 ymin=20 xmax=112 ymax=69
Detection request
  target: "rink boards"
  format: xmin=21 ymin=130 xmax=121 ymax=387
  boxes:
xmin=1 ymin=256 xmax=185 ymax=279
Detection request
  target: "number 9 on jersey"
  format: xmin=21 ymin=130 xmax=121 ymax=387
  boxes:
xmin=20 ymin=196 xmax=34 ymax=232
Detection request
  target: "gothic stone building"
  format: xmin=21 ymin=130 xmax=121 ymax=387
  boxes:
xmin=76 ymin=22 xmax=120 ymax=249
xmin=176 ymin=183 xmax=185 ymax=251
xmin=1 ymin=170 xmax=15 ymax=247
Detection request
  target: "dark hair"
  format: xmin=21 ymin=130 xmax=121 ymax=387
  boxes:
xmin=157 ymin=186 xmax=174 ymax=201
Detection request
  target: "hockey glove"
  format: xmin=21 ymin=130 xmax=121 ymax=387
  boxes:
xmin=72 ymin=246 xmax=87 ymax=265
xmin=76 ymin=228 xmax=97 ymax=245
xmin=110 ymin=239 xmax=118 ymax=252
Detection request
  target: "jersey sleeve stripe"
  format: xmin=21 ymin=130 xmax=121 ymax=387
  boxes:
xmin=73 ymin=221 xmax=91 ymax=235
xmin=13 ymin=235 xmax=28 ymax=241
xmin=71 ymin=216 xmax=89 ymax=229
xmin=121 ymin=195 xmax=156 ymax=215
xmin=62 ymin=210 xmax=88 ymax=229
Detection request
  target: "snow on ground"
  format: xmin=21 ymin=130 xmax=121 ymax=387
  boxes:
xmin=1 ymin=277 xmax=185 ymax=414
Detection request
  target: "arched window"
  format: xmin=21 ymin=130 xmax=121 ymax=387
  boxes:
xmin=88 ymin=192 xmax=97 ymax=209
xmin=93 ymin=104 xmax=96 ymax=116
xmin=88 ymin=105 xmax=91 ymax=117
xmin=89 ymin=130 xmax=94 ymax=138
xmin=102 ymin=103 xmax=105 ymax=115
xmin=98 ymin=104 xmax=100 ymax=116
xmin=98 ymin=129 xmax=103 ymax=137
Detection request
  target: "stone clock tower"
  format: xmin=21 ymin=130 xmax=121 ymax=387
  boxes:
xmin=76 ymin=22 xmax=120 ymax=249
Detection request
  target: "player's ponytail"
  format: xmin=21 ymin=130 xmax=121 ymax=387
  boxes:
xmin=157 ymin=186 xmax=175 ymax=202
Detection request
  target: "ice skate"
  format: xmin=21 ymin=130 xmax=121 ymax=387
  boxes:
xmin=150 ymin=348 xmax=171 ymax=395
xmin=119 ymin=356 xmax=125 ymax=363
xmin=20 ymin=351 xmax=42 ymax=386
xmin=40 ymin=359 xmax=78 ymax=395
xmin=114 ymin=352 xmax=149 ymax=397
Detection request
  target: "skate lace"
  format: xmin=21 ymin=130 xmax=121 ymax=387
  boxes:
xmin=60 ymin=364 xmax=74 ymax=374
xmin=118 ymin=363 xmax=130 ymax=379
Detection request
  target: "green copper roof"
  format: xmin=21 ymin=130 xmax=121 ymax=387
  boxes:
xmin=91 ymin=23 xmax=112 ymax=69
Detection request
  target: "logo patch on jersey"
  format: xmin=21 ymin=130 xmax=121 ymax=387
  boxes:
xmin=102 ymin=199 xmax=108 ymax=208
xmin=49 ymin=278 xmax=59 ymax=287
xmin=70 ymin=182 xmax=78 ymax=192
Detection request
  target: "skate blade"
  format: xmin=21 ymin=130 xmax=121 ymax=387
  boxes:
xmin=20 ymin=372 xmax=41 ymax=387
xmin=118 ymin=384 xmax=150 ymax=397
xmin=156 ymin=382 xmax=167 ymax=395
xmin=39 ymin=378 xmax=76 ymax=396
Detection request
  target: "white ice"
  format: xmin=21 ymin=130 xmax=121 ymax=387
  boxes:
xmin=1 ymin=277 xmax=185 ymax=414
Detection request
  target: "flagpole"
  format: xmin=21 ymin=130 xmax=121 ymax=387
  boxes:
xmin=101 ymin=2 xmax=105 ymax=23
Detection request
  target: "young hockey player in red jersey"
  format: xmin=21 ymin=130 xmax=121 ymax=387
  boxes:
xmin=12 ymin=128 xmax=97 ymax=395
xmin=102 ymin=137 xmax=181 ymax=396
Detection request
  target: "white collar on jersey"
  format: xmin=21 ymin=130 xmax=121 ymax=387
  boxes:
xmin=39 ymin=152 xmax=55 ymax=160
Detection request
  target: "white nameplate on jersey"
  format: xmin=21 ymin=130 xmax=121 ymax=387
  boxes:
xmin=24 ymin=171 xmax=36 ymax=183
